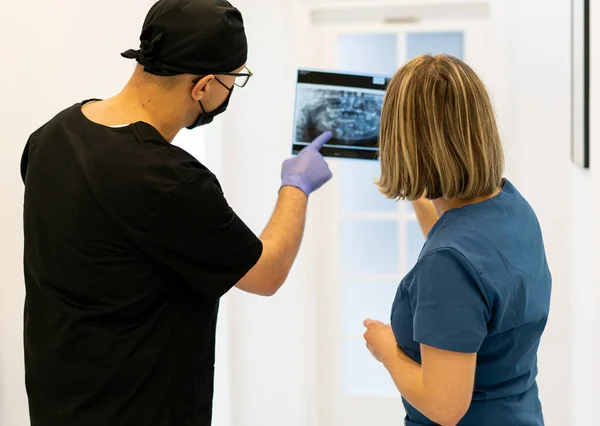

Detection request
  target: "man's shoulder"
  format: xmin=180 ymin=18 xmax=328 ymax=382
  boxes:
xmin=90 ymin=131 xmax=219 ymax=210
xmin=114 ymin=134 xmax=216 ymax=192
xmin=26 ymin=100 xmax=221 ymax=225
xmin=22 ymin=102 xmax=85 ymax=181
xmin=26 ymin=102 xmax=81 ymax=142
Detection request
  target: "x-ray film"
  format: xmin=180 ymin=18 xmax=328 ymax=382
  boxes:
xmin=292 ymin=70 xmax=390 ymax=160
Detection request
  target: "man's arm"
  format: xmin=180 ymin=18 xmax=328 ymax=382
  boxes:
xmin=235 ymin=186 xmax=307 ymax=296
xmin=412 ymin=197 xmax=439 ymax=238
xmin=235 ymin=132 xmax=333 ymax=297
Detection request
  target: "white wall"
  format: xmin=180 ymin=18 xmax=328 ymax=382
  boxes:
xmin=571 ymin=0 xmax=600 ymax=423
xmin=490 ymin=2 xmax=600 ymax=425
xmin=488 ymin=1 xmax=573 ymax=424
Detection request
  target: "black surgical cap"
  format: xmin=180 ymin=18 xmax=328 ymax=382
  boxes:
xmin=121 ymin=0 xmax=248 ymax=76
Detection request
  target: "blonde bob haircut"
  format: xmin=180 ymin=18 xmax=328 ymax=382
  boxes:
xmin=377 ymin=54 xmax=504 ymax=201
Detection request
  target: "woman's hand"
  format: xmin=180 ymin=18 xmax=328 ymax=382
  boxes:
xmin=363 ymin=319 xmax=400 ymax=365
xmin=363 ymin=319 xmax=475 ymax=426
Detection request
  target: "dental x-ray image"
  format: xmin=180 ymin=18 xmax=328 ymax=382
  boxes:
xmin=296 ymin=89 xmax=383 ymax=145
xmin=292 ymin=70 xmax=390 ymax=160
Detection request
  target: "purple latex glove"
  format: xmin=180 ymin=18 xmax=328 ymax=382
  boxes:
xmin=281 ymin=131 xmax=333 ymax=196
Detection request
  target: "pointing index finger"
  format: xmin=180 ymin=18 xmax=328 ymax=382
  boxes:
xmin=309 ymin=131 xmax=333 ymax=150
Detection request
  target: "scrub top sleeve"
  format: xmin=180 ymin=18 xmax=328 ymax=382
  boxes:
xmin=21 ymin=140 xmax=29 ymax=183
xmin=143 ymin=170 xmax=263 ymax=300
xmin=21 ymin=129 xmax=42 ymax=183
xmin=409 ymin=248 xmax=491 ymax=353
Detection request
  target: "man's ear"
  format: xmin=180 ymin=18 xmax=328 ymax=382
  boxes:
xmin=191 ymin=75 xmax=214 ymax=102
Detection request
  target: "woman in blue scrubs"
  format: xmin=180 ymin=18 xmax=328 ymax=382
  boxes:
xmin=363 ymin=54 xmax=551 ymax=426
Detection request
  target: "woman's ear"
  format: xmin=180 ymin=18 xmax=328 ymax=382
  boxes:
xmin=191 ymin=75 xmax=214 ymax=102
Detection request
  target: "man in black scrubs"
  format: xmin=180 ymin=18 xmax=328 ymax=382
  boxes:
xmin=20 ymin=1 xmax=333 ymax=425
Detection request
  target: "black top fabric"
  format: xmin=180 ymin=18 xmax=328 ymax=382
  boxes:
xmin=121 ymin=0 xmax=248 ymax=76
xmin=21 ymin=100 xmax=262 ymax=426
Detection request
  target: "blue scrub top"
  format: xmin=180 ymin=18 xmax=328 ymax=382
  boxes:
xmin=391 ymin=180 xmax=551 ymax=426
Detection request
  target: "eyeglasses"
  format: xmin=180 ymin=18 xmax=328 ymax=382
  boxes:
xmin=217 ymin=66 xmax=253 ymax=88
xmin=192 ymin=66 xmax=254 ymax=89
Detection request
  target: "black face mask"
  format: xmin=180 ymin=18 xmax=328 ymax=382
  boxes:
xmin=187 ymin=78 xmax=233 ymax=130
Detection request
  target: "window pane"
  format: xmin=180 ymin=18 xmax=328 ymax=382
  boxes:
xmin=406 ymin=220 xmax=426 ymax=271
xmin=406 ymin=32 xmax=465 ymax=61
xmin=340 ymin=159 xmax=397 ymax=212
xmin=342 ymin=280 xmax=399 ymax=336
xmin=337 ymin=33 xmax=398 ymax=211
xmin=341 ymin=219 xmax=399 ymax=275
xmin=343 ymin=339 xmax=400 ymax=397
xmin=338 ymin=33 xmax=398 ymax=75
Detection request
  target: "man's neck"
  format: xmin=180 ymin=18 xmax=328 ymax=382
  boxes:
xmin=82 ymin=88 xmax=184 ymax=142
